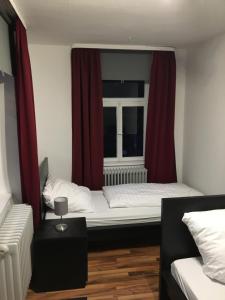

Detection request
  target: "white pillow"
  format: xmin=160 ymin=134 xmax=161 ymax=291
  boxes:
xmin=43 ymin=178 xmax=94 ymax=213
xmin=182 ymin=209 xmax=225 ymax=284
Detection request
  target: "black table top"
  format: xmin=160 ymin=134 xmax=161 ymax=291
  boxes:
xmin=35 ymin=217 xmax=87 ymax=241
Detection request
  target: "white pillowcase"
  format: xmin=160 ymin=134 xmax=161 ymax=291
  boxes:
xmin=182 ymin=209 xmax=225 ymax=284
xmin=43 ymin=178 xmax=94 ymax=213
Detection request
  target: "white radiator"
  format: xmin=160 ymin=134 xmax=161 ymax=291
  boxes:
xmin=0 ymin=204 xmax=33 ymax=300
xmin=104 ymin=166 xmax=148 ymax=186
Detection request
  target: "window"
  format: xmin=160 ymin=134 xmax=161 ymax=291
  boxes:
xmin=103 ymin=81 xmax=149 ymax=166
xmin=123 ymin=106 xmax=144 ymax=157
xmin=103 ymin=80 xmax=144 ymax=98
xmin=104 ymin=107 xmax=117 ymax=158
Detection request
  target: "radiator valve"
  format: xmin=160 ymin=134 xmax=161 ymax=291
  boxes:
xmin=0 ymin=244 xmax=9 ymax=258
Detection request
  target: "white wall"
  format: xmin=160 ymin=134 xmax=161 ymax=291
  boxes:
xmin=29 ymin=45 xmax=185 ymax=182
xmin=183 ymin=33 xmax=225 ymax=194
xmin=175 ymin=49 xmax=186 ymax=182
xmin=0 ymin=16 xmax=12 ymax=75
xmin=3 ymin=75 xmax=22 ymax=203
xmin=29 ymin=45 xmax=72 ymax=180
xmin=0 ymin=84 xmax=10 ymax=193
xmin=0 ymin=58 xmax=21 ymax=203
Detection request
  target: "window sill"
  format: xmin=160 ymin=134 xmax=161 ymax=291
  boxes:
xmin=104 ymin=159 xmax=144 ymax=167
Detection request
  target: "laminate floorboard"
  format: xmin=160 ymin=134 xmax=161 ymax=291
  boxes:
xmin=27 ymin=245 xmax=160 ymax=300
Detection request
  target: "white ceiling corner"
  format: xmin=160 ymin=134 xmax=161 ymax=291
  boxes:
xmin=10 ymin=0 xmax=225 ymax=47
xmin=9 ymin=0 xmax=27 ymax=28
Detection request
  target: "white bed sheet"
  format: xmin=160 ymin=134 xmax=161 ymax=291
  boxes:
xmin=103 ymin=183 xmax=203 ymax=208
xmin=46 ymin=191 xmax=161 ymax=227
xmin=171 ymin=257 xmax=225 ymax=300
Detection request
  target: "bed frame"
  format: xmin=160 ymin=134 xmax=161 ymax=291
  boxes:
xmin=39 ymin=157 xmax=160 ymax=248
xmin=160 ymin=194 xmax=225 ymax=300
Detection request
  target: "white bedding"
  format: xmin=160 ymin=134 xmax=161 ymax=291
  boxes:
xmin=171 ymin=257 xmax=225 ymax=300
xmin=46 ymin=191 xmax=161 ymax=227
xmin=103 ymin=183 xmax=203 ymax=208
xmin=43 ymin=178 xmax=94 ymax=212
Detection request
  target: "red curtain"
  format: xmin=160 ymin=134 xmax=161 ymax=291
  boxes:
xmin=14 ymin=19 xmax=40 ymax=229
xmin=145 ymin=51 xmax=177 ymax=183
xmin=71 ymin=48 xmax=103 ymax=190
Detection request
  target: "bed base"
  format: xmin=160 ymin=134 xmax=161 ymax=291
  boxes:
xmin=88 ymin=222 xmax=160 ymax=249
xmin=160 ymin=194 xmax=225 ymax=300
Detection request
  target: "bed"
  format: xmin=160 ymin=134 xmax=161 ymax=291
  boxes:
xmin=160 ymin=194 xmax=225 ymax=300
xmin=39 ymin=157 xmax=202 ymax=248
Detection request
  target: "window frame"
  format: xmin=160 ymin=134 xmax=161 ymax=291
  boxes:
xmin=103 ymin=84 xmax=149 ymax=167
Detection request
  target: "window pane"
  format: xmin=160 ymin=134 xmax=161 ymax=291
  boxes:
xmin=103 ymin=107 xmax=117 ymax=158
xmin=103 ymin=80 xmax=144 ymax=98
xmin=122 ymin=107 xmax=144 ymax=157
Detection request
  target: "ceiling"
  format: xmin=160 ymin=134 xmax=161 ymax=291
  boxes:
xmin=12 ymin=0 xmax=225 ymax=47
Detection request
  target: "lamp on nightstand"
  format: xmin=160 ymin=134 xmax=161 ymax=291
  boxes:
xmin=54 ymin=197 xmax=68 ymax=232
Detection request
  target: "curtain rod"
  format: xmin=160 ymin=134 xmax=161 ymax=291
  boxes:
xmin=72 ymin=43 xmax=175 ymax=52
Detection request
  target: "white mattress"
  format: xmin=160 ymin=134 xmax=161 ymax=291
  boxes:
xmin=46 ymin=191 xmax=161 ymax=227
xmin=171 ymin=257 xmax=225 ymax=300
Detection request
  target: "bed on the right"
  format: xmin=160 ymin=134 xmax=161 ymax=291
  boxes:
xmin=160 ymin=194 xmax=225 ymax=300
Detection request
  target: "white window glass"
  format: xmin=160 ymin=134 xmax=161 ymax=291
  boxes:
xmin=122 ymin=106 xmax=144 ymax=157
xmin=103 ymin=107 xmax=117 ymax=158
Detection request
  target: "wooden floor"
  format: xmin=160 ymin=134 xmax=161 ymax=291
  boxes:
xmin=27 ymin=245 xmax=160 ymax=300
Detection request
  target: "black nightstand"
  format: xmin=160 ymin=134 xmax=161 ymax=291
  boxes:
xmin=30 ymin=217 xmax=87 ymax=292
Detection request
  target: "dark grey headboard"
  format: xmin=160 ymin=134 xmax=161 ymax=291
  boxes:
xmin=39 ymin=157 xmax=49 ymax=220
xmin=159 ymin=194 xmax=225 ymax=300
xmin=161 ymin=194 xmax=225 ymax=271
